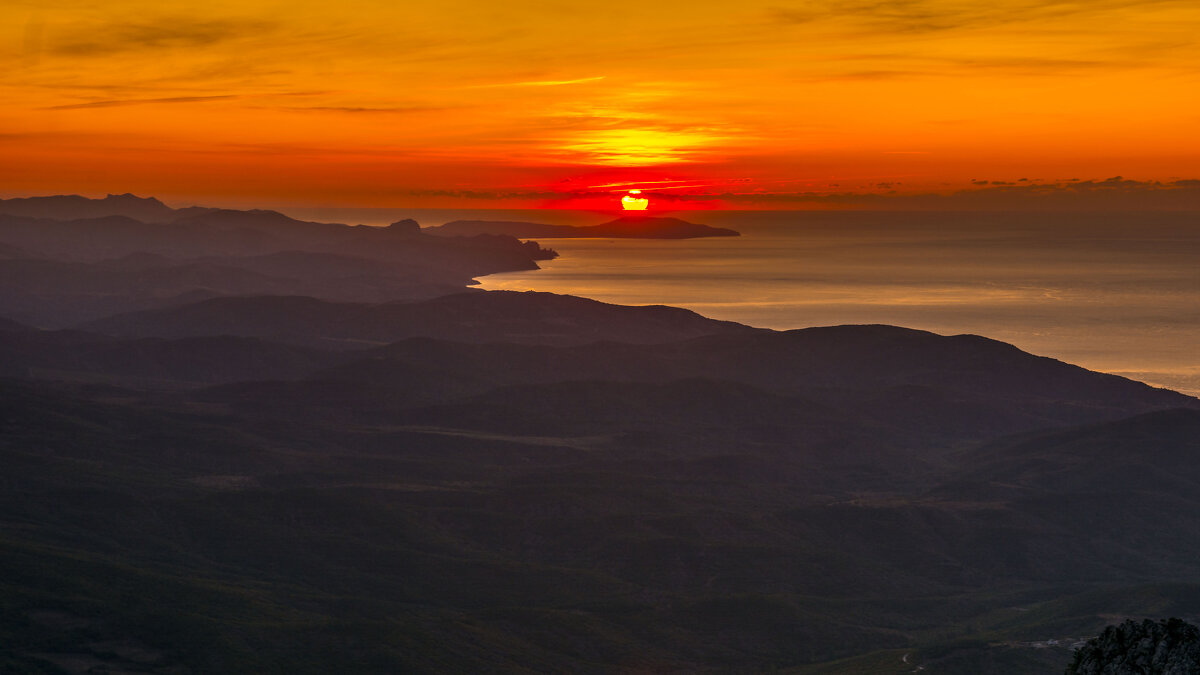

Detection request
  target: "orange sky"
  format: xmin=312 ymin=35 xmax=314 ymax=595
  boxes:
xmin=3 ymin=0 xmax=1199 ymax=208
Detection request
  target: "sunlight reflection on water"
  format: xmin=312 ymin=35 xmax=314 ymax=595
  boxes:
xmin=475 ymin=211 xmax=1200 ymax=396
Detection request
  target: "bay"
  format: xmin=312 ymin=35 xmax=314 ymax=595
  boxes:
xmin=285 ymin=207 xmax=1200 ymax=396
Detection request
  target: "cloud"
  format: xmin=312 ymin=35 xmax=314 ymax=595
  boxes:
xmin=268 ymin=105 xmax=452 ymax=114
xmin=587 ymin=179 xmax=717 ymax=189
xmin=52 ymin=18 xmax=274 ymax=57
xmin=766 ymin=0 xmax=1195 ymax=38
xmin=399 ymin=178 xmax=1200 ymax=211
xmin=937 ymin=56 xmax=1112 ymax=75
xmin=44 ymin=95 xmax=237 ymax=110
xmin=722 ymin=178 xmax=1200 ymax=209
xmin=467 ymin=76 xmax=606 ymax=88
xmin=767 ymin=0 xmax=992 ymax=34
xmin=0 ymin=131 xmax=113 ymax=143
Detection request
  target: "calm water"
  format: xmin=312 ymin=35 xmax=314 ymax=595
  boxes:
xmin=286 ymin=207 xmax=1200 ymax=396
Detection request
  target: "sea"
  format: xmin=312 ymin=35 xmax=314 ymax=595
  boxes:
xmin=283 ymin=207 xmax=1200 ymax=397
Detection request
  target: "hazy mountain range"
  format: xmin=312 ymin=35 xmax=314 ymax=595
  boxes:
xmin=0 ymin=194 xmax=555 ymax=327
xmin=1 ymin=195 xmax=1197 ymax=674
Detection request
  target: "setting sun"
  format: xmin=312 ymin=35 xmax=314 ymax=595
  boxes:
xmin=621 ymin=190 xmax=649 ymax=210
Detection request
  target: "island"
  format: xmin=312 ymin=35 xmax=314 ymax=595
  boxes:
xmin=423 ymin=215 xmax=741 ymax=239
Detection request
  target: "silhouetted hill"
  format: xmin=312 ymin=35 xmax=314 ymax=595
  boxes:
xmin=0 ymin=315 xmax=31 ymax=332
xmin=0 ymin=327 xmax=337 ymax=385
xmin=590 ymin=216 xmax=740 ymax=238
xmin=0 ymin=214 xmax=192 ymax=260
xmin=0 ymin=193 xmax=177 ymax=222
xmin=397 ymin=378 xmax=925 ymax=483
xmin=294 ymin=325 xmax=1196 ymax=440
xmin=0 ymin=197 xmax=557 ymax=325
xmin=6 ymin=368 xmax=1200 ymax=674
xmin=9 ymin=193 xmax=1200 ymax=674
xmin=427 ymin=215 xmax=740 ymax=239
xmin=0 ymin=241 xmax=33 ymax=259
xmin=4 ymin=326 xmax=1200 ymax=675
xmin=0 ymin=251 xmax=474 ymax=327
xmin=0 ymin=209 xmax=553 ymax=267
xmin=0 ymin=194 xmax=566 ymax=327
xmin=937 ymin=408 xmax=1200 ymax=497
xmin=81 ymin=290 xmax=756 ymax=347
xmin=425 ymin=220 xmax=581 ymax=237
xmin=0 ymin=257 xmax=286 ymax=327
xmin=639 ymin=326 xmax=1198 ymax=431
xmin=76 ymin=335 xmax=335 ymax=385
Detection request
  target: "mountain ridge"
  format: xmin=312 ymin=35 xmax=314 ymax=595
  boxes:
xmin=1 ymin=192 xmax=1197 ymax=674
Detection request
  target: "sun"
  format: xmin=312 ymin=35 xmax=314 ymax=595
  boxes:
xmin=621 ymin=189 xmax=649 ymax=210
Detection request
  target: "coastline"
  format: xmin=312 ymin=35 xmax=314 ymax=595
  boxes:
xmin=475 ymin=212 xmax=1200 ymax=398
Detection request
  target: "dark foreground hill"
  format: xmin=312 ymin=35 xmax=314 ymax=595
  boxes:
xmin=2 ymin=379 xmax=1198 ymax=673
xmin=4 ymin=292 xmax=1200 ymax=673
xmin=306 ymin=324 xmax=1196 ymax=437
xmin=0 ymin=326 xmax=337 ymax=386
xmin=80 ymin=290 xmax=757 ymax=348
xmin=1068 ymin=618 xmax=1200 ymax=674
xmin=2 ymin=195 xmax=1197 ymax=674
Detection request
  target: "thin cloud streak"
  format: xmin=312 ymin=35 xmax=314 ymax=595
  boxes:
xmin=588 ymin=179 xmax=718 ymax=188
xmin=399 ymin=178 xmax=1200 ymax=210
xmin=765 ymin=0 xmax=1194 ymax=35
xmin=52 ymin=19 xmax=276 ymax=57
xmin=467 ymin=76 xmax=606 ymax=88
xmin=44 ymin=95 xmax=239 ymax=110
xmin=268 ymin=105 xmax=453 ymax=114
